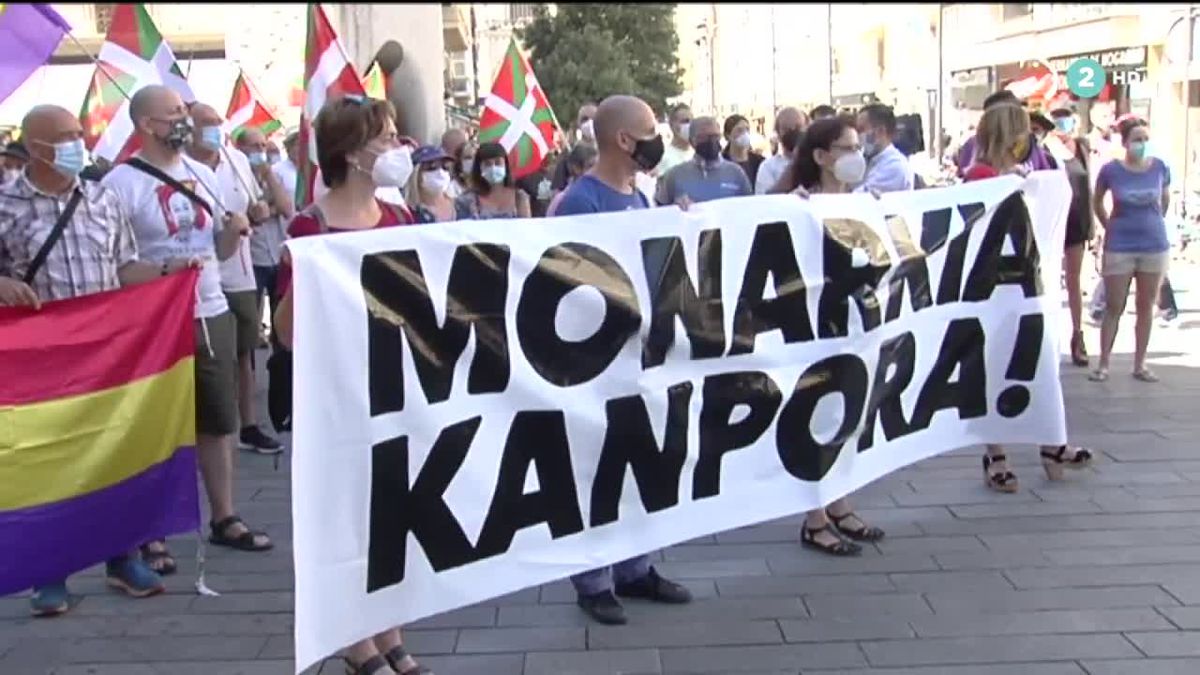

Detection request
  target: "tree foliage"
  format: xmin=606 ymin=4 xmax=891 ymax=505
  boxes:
xmin=519 ymin=4 xmax=683 ymax=122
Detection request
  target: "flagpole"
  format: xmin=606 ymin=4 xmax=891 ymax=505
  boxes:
xmin=64 ymin=31 xmax=131 ymax=100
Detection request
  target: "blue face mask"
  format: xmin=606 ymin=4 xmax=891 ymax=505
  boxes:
xmin=199 ymin=125 xmax=223 ymax=150
xmin=1130 ymin=141 xmax=1147 ymax=160
xmin=52 ymin=139 xmax=87 ymax=178
xmin=248 ymin=151 xmax=268 ymax=166
xmin=482 ymin=164 xmax=507 ymax=186
xmin=1054 ymin=117 xmax=1075 ymax=134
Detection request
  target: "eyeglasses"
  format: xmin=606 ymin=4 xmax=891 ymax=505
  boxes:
xmin=830 ymin=142 xmax=863 ymax=153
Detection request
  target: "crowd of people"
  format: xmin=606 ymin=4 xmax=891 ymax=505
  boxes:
xmin=0 ymin=80 xmax=1179 ymax=675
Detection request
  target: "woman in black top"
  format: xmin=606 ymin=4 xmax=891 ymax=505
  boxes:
xmin=1047 ymin=105 xmax=1094 ymax=366
xmin=722 ymin=114 xmax=764 ymax=191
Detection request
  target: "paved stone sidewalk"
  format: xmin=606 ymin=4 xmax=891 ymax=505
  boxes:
xmin=4 ymin=270 xmax=1200 ymax=675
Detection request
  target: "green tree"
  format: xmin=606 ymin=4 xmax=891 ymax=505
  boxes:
xmin=519 ymin=4 xmax=683 ymax=123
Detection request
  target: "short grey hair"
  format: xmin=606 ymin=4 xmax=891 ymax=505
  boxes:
xmin=688 ymin=116 xmax=718 ymax=144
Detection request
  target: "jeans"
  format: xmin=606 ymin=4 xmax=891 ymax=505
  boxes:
xmin=570 ymin=554 xmax=651 ymax=596
xmin=253 ymin=265 xmax=280 ymax=321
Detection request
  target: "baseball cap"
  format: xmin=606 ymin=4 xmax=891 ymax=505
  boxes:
xmin=412 ymin=144 xmax=451 ymax=165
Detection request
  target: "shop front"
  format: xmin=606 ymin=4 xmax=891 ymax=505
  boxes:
xmin=1045 ymin=46 xmax=1150 ymax=132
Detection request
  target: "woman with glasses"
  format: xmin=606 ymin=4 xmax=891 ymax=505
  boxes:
xmin=273 ymin=95 xmax=429 ymax=675
xmin=771 ymin=115 xmax=886 ymax=557
xmin=454 ymin=141 xmax=531 ymax=220
xmin=406 ymin=145 xmax=457 ymax=223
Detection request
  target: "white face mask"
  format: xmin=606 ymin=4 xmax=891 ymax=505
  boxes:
xmin=833 ymin=151 xmax=867 ymax=185
xmin=3 ymin=168 xmax=20 ymax=184
xmin=461 ymin=158 xmax=474 ymax=175
xmin=678 ymin=123 xmax=691 ymax=141
xmin=421 ymin=168 xmax=451 ymax=193
xmin=733 ymin=133 xmax=752 ymax=149
xmin=579 ymin=119 xmax=595 ymax=142
xmin=370 ymin=147 xmax=414 ymax=187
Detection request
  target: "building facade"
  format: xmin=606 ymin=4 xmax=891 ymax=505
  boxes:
xmin=945 ymin=3 xmax=1190 ymax=186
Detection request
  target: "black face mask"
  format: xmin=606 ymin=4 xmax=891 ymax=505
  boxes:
xmin=631 ymin=133 xmax=665 ymax=171
xmin=779 ymin=128 xmax=802 ymax=153
xmin=158 ymin=118 xmax=193 ymax=150
xmin=695 ymin=138 xmax=722 ymax=162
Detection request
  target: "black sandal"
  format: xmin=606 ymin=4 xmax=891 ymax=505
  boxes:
xmin=1041 ymin=445 xmax=1094 ymax=481
xmin=800 ymin=523 xmax=862 ymax=557
xmin=139 ymin=541 xmax=177 ymax=576
xmin=384 ymin=646 xmax=433 ymax=675
xmin=209 ymin=515 xmax=274 ymax=552
xmin=343 ymin=654 xmax=393 ymax=675
xmin=983 ymin=453 xmax=1019 ymax=493
xmin=828 ymin=511 xmax=886 ymax=542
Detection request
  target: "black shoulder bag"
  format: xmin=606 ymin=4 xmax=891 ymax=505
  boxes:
xmin=265 ymin=204 xmax=327 ymax=433
xmin=23 ymin=188 xmax=85 ymax=285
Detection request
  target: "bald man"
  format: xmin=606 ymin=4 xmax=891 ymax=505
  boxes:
xmin=756 ymin=107 xmax=807 ymax=194
xmin=235 ymin=128 xmax=294 ymax=335
xmin=103 ymin=85 xmax=271 ymax=574
xmin=186 ymin=105 xmax=284 ymax=456
xmin=553 ymin=94 xmax=692 ymax=625
xmin=0 ymin=104 xmax=205 ymax=615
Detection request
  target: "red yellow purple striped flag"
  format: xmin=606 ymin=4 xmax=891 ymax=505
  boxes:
xmin=0 ymin=271 xmax=202 ymax=595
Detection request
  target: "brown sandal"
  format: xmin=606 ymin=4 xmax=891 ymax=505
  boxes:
xmin=384 ymin=646 xmax=433 ymax=675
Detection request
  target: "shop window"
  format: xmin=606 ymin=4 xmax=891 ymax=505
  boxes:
xmin=1002 ymin=4 xmax=1033 ymax=20
xmin=93 ymin=3 xmax=116 ymax=33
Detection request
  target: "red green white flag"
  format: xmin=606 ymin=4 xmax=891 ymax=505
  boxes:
xmin=78 ymin=3 xmax=194 ymax=162
xmin=478 ymin=37 xmax=560 ymax=179
xmin=224 ymin=71 xmax=282 ymax=141
xmin=296 ymin=3 xmax=364 ymax=208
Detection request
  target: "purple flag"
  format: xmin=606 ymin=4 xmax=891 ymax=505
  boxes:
xmin=0 ymin=4 xmax=71 ymax=105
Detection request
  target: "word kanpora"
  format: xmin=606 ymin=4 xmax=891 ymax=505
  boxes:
xmin=363 ymin=193 xmax=1043 ymax=592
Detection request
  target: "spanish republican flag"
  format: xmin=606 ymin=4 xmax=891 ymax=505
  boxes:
xmin=0 ymin=271 xmax=202 ymax=595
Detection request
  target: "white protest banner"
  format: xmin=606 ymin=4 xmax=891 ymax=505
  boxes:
xmin=290 ymin=172 xmax=1070 ymax=671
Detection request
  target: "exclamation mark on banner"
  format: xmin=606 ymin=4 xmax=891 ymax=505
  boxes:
xmin=996 ymin=313 xmax=1044 ymax=419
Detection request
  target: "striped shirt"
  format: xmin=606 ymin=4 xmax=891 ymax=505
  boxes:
xmin=0 ymin=174 xmax=138 ymax=301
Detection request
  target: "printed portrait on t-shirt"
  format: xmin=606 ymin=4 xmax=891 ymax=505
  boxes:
xmin=155 ymin=181 xmax=210 ymax=237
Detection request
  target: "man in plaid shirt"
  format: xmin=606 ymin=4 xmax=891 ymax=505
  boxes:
xmin=0 ymin=104 xmax=197 ymax=617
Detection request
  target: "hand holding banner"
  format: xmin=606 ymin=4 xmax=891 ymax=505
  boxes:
xmin=289 ymin=173 xmax=1070 ymax=672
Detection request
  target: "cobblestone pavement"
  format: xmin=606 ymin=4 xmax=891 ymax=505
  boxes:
xmin=5 ymin=264 xmax=1200 ymax=675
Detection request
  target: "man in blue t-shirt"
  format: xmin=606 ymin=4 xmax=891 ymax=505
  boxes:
xmin=554 ymin=95 xmax=694 ymax=626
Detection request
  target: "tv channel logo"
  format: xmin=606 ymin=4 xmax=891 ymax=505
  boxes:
xmin=1066 ymin=58 xmax=1106 ymax=98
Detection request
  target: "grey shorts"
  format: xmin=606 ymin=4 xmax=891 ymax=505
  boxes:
xmin=195 ymin=312 xmax=238 ymax=436
xmin=225 ymin=290 xmax=260 ymax=356
xmin=1102 ymin=251 xmax=1169 ymax=276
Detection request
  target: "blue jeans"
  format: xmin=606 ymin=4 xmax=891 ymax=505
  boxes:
xmin=570 ymin=554 xmax=651 ymax=596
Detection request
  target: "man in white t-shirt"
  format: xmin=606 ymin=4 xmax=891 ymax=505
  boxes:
xmin=237 ymin=128 xmax=296 ymax=334
xmin=187 ymin=102 xmax=284 ymax=456
xmin=756 ymin=107 xmax=806 ymax=194
xmin=102 ymin=85 xmax=273 ymax=570
xmin=654 ymin=103 xmax=694 ymax=179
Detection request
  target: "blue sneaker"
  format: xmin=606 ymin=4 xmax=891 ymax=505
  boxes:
xmin=30 ymin=582 xmax=70 ymax=617
xmin=105 ymin=556 xmax=165 ymax=599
